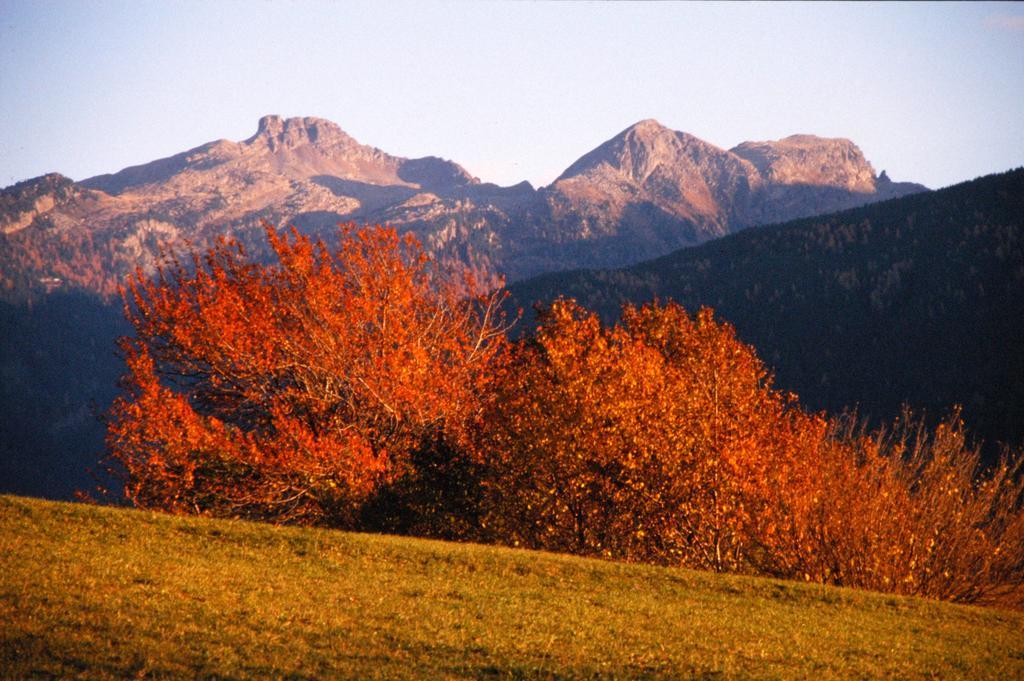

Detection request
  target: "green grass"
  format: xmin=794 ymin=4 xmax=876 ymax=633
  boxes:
xmin=1 ymin=495 xmax=1022 ymax=679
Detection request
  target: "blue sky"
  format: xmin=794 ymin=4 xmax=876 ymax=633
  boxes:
xmin=1 ymin=1 xmax=1022 ymax=189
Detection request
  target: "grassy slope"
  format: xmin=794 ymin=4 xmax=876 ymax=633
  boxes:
xmin=1 ymin=496 xmax=1022 ymax=680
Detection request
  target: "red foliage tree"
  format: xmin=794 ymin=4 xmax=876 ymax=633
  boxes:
xmin=106 ymin=223 xmax=507 ymax=526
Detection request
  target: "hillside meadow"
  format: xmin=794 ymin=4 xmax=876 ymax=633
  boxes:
xmin=2 ymin=495 xmax=1022 ymax=679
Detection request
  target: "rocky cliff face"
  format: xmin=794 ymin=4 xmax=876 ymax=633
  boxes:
xmin=728 ymin=134 xmax=904 ymax=225
xmin=0 ymin=116 xmax=926 ymax=300
xmin=731 ymin=135 xmax=877 ymax=192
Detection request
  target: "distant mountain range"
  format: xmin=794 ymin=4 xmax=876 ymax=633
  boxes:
xmin=507 ymin=168 xmax=1024 ymax=454
xmin=0 ymin=116 xmax=924 ymax=301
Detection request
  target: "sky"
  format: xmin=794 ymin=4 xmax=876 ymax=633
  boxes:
xmin=1 ymin=1 xmax=1022 ymax=190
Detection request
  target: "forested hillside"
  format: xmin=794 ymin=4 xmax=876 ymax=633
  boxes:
xmin=0 ymin=293 xmax=126 ymax=497
xmin=508 ymin=169 xmax=1024 ymax=450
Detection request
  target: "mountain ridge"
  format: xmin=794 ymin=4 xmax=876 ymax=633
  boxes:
xmin=1 ymin=115 xmax=927 ymax=301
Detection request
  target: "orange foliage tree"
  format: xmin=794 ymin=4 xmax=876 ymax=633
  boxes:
xmin=474 ymin=299 xmax=825 ymax=572
xmin=105 ymin=223 xmax=507 ymax=526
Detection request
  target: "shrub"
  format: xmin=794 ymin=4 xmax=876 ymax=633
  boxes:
xmin=775 ymin=412 xmax=1024 ymax=606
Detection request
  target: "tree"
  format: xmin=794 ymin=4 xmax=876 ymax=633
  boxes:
xmin=106 ymin=223 xmax=508 ymax=526
xmin=475 ymin=298 xmax=824 ymax=571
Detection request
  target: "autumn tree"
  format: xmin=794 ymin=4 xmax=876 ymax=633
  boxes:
xmin=105 ymin=223 xmax=508 ymax=526
xmin=475 ymin=298 xmax=824 ymax=571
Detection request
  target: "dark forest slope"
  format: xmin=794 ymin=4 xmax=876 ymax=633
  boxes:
xmin=508 ymin=169 xmax=1024 ymax=450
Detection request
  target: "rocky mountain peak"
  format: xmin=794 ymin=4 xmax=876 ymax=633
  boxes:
xmin=731 ymin=135 xmax=877 ymax=193
xmin=546 ymin=121 xmax=765 ymax=242
xmin=2 ymin=173 xmax=75 ymax=196
xmin=556 ymin=119 xmax=728 ymax=185
xmin=249 ymin=115 xmax=355 ymax=151
xmin=1 ymin=173 xmax=81 ymax=234
xmin=255 ymin=114 xmax=284 ymax=135
xmin=624 ymin=118 xmax=671 ymax=139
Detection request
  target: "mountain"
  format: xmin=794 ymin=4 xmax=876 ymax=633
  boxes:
xmin=533 ymin=121 xmax=927 ymax=271
xmin=0 ymin=116 xmax=925 ymax=302
xmin=550 ymin=119 xmax=758 ymax=234
xmin=0 ymin=116 xmax=505 ymax=298
xmin=507 ymin=168 xmax=1024 ymax=453
xmin=81 ymin=115 xmax=478 ymax=196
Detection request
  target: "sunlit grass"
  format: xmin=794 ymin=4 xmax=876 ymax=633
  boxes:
xmin=2 ymin=495 xmax=1022 ymax=679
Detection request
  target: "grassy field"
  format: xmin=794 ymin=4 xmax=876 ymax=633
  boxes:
xmin=1 ymin=495 xmax=1022 ymax=679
